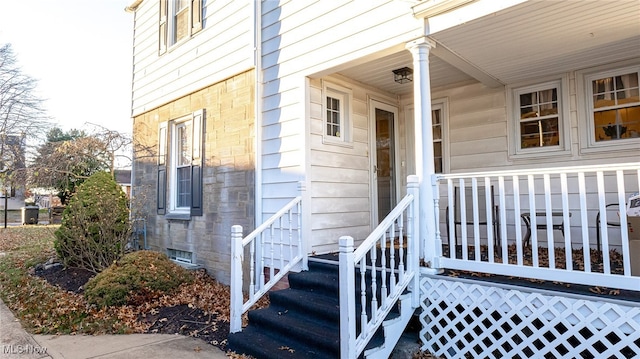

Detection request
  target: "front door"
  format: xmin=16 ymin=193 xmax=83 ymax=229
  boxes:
xmin=371 ymin=100 xmax=399 ymax=224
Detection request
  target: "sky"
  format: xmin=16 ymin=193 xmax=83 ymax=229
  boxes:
xmin=0 ymin=0 xmax=134 ymax=135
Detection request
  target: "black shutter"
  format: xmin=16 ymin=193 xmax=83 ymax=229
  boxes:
xmin=157 ymin=123 xmax=167 ymax=214
xmin=190 ymin=109 xmax=204 ymax=216
xmin=157 ymin=168 xmax=167 ymax=214
xmin=190 ymin=165 xmax=202 ymax=216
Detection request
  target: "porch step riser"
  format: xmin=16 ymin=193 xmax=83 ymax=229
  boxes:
xmin=228 ymin=260 xmax=408 ymax=359
xmin=289 ymin=262 xmax=400 ymax=302
xmin=247 ymin=309 xmax=340 ymax=355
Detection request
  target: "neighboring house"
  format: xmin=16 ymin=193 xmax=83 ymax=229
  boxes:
xmin=126 ymin=1 xmax=639 ymax=357
xmin=0 ymin=133 xmax=26 ymax=209
xmin=114 ymin=169 xmax=132 ymax=198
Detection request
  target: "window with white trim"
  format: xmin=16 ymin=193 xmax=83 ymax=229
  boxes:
xmin=588 ymin=68 xmax=640 ymax=143
xmin=174 ymin=120 xmax=192 ymax=209
xmin=157 ymin=110 xmax=204 ymax=218
xmin=432 ymin=103 xmax=445 ymax=173
xmin=159 ymin=0 xmax=203 ymax=54
xmin=323 ymin=82 xmax=352 ymax=144
xmin=509 ymin=79 xmax=570 ymax=157
xmin=517 ymin=84 xmax=560 ymax=149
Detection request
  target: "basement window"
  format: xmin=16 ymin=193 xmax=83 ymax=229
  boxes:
xmin=167 ymin=248 xmax=193 ymax=264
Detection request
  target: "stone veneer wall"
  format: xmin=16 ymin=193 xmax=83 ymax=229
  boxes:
xmin=132 ymin=70 xmax=255 ymax=284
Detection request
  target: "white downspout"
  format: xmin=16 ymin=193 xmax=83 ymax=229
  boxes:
xmin=253 ymin=0 xmax=263 ymax=231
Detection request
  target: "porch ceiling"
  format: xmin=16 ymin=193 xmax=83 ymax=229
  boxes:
xmin=337 ymin=0 xmax=640 ymax=96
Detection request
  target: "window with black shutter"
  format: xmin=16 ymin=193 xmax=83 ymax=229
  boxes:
xmin=156 ymin=109 xmax=204 ymax=218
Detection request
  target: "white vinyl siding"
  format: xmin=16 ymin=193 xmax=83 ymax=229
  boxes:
xmin=132 ymin=0 xmax=253 ymax=116
xmin=308 ymin=77 xmax=401 ymax=253
xmin=259 ymin=1 xmax=422 ymax=253
xmin=431 ymin=75 xmax=638 ymax=173
xmin=309 ymin=79 xmax=371 ymax=253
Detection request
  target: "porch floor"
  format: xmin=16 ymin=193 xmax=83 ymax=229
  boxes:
xmin=443 ymin=243 xmax=640 ymax=302
xmin=311 ymin=244 xmax=640 ymax=303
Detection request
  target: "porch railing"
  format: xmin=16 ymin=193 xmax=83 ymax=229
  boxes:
xmin=230 ymin=195 xmax=304 ymax=333
xmin=432 ymin=162 xmax=640 ymax=291
xmin=339 ymin=175 xmax=421 ymax=358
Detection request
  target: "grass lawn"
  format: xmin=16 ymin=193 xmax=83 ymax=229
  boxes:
xmin=0 ymin=226 xmax=126 ymax=334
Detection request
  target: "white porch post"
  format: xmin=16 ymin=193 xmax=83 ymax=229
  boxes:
xmin=407 ymin=37 xmax=441 ymax=273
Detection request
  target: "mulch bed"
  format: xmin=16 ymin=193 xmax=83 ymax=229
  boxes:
xmin=32 ymin=263 xmax=230 ymax=350
xmin=141 ymin=304 xmax=230 ymax=349
xmin=34 ymin=264 xmax=94 ymax=293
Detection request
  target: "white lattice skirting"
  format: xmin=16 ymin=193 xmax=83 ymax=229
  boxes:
xmin=419 ymin=273 xmax=640 ymax=358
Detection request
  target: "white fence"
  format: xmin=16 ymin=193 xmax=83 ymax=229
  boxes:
xmin=432 ymin=162 xmax=640 ymax=291
xmin=339 ymin=175 xmax=421 ymax=358
xmin=230 ymin=195 xmax=304 ymax=333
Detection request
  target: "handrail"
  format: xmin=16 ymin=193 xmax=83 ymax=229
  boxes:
xmin=353 ymin=193 xmax=415 ymax=261
xmin=230 ymin=195 xmax=304 ymax=333
xmin=340 ymin=175 xmax=421 ymax=358
xmin=242 ymin=196 xmax=302 ymax=246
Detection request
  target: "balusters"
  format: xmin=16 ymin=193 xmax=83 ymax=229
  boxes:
xmin=360 ymin=258 xmax=367 ymax=335
xmin=398 ymin=213 xmax=405 ymax=281
xmin=370 ymin=246 xmax=378 ymax=320
xmin=250 ymin=238 xmax=256 ymax=298
xmin=279 ymin=216 xmax=284 ymax=271
xmin=288 ymin=208 xmax=293 ymax=270
xmin=389 ymin=222 xmax=396 ymax=292
xmin=269 ymin=224 xmax=275 ymax=284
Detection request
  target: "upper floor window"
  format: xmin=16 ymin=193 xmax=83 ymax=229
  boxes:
xmin=323 ymin=82 xmax=352 ymax=145
xmin=508 ymin=78 xmax=570 ymax=158
xmin=159 ymin=0 xmax=203 ymax=54
xmin=589 ymin=69 xmax=640 ymax=142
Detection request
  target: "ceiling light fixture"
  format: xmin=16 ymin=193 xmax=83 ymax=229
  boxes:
xmin=393 ymin=67 xmax=413 ymax=84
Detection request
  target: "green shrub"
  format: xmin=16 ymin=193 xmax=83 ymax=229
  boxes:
xmin=54 ymin=171 xmax=130 ymax=273
xmin=84 ymin=251 xmax=193 ymax=308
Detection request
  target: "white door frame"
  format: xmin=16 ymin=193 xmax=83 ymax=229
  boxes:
xmin=369 ymin=99 xmax=401 ymax=227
